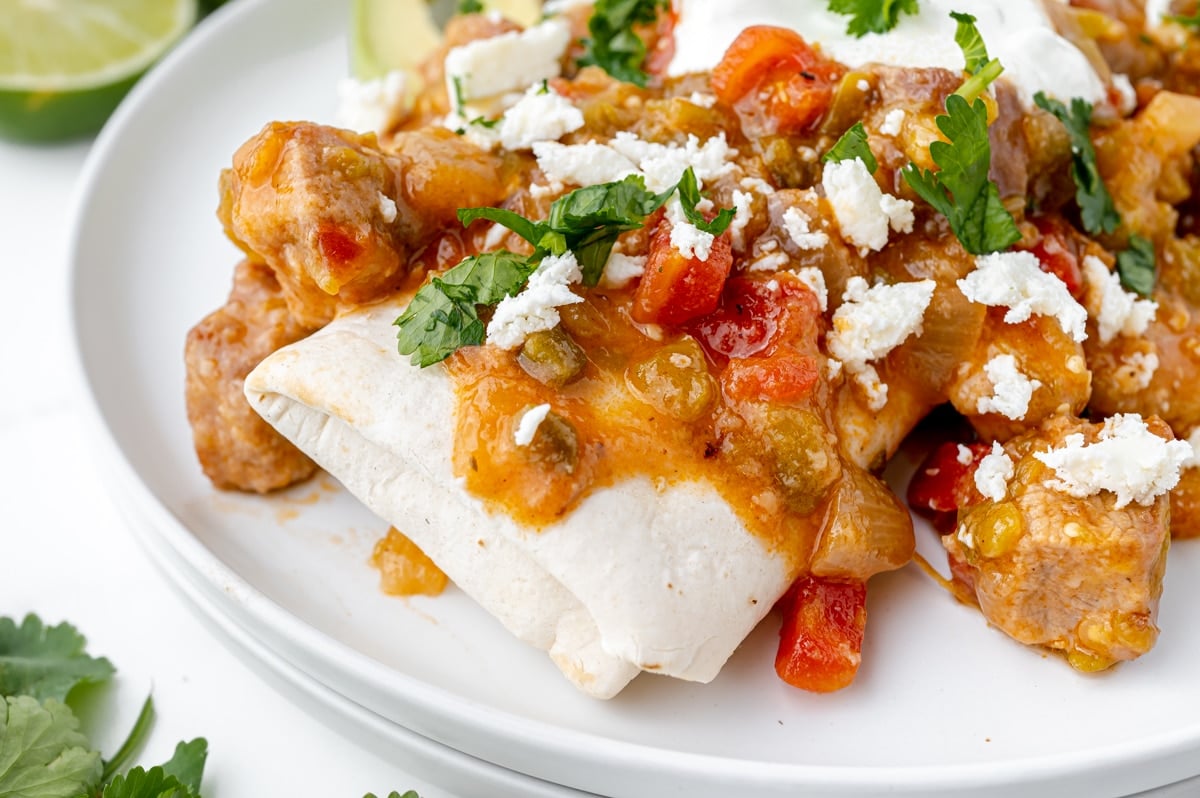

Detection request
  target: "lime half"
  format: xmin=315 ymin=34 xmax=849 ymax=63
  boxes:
xmin=0 ymin=0 xmax=197 ymax=142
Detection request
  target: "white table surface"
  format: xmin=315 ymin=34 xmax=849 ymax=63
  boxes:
xmin=4 ymin=106 xmax=1199 ymax=798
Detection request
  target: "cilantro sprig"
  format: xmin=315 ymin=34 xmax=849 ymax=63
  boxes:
xmin=822 ymin=122 xmax=878 ymax=172
xmin=901 ymin=94 xmax=1021 ymax=254
xmin=396 ymin=167 xmax=733 ymax=366
xmin=898 ymin=12 xmax=1018 ymax=254
xmin=0 ymin=614 xmax=208 ymax=798
xmin=576 ymin=0 xmax=668 ymax=87
xmin=828 ymin=0 xmax=919 ymax=37
xmin=1033 ymin=92 xmax=1120 ymax=236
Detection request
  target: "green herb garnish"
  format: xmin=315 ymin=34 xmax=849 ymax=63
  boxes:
xmin=1167 ymin=12 xmax=1200 ymax=28
xmin=457 ymin=0 xmax=484 ymax=13
xmin=950 ymin=11 xmax=1003 ymax=102
xmin=396 ymin=167 xmax=732 ymax=366
xmin=0 ymin=615 xmax=115 ymax=703
xmin=902 ymin=93 xmax=1021 ymax=254
xmin=1033 ymin=92 xmax=1120 ymax=236
xmin=821 ymin=121 xmax=878 ymax=172
xmin=828 ymin=0 xmax=919 ymax=37
xmin=0 ymin=614 xmax=208 ymax=798
xmin=1116 ymin=234 xmax=1156 ymax=297
xmin=576 ymin=0 xmax=668 ymax=87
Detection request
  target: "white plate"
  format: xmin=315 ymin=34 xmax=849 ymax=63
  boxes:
xmin=67 ymin=0 xmax=1200 ymax=796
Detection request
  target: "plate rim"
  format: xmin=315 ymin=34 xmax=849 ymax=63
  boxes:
xmin=63 ymin=0 xmax=1200 ymax=794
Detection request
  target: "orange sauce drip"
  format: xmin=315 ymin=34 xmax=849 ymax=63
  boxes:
xmin=371 ymin=527 xmax=449 ymax=597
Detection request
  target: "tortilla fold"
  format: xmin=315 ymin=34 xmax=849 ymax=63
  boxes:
xmin=244 ymin=299 xmax=791 ymax=697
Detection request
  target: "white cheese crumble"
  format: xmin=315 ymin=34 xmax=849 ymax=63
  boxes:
xmin=1081 ymin=255 xmax=1157 ymax=345
xmin=665 ymin=197 xmax=715 ymax=261
xmin=687 ymin=91 xmax=717 ymax=108
xmin=495 ymin=84 xmax=584 ymax=150
xmin=793 ymin=266 xmax=829 ymax=312
xmin=729 ymin=190 xmax=754 ymax=252
xmin=513 ymin=403 xmax=552 ymax=446
xmin=533 ymin=140 xmax=638 ymax=186
xmin=956 ymin=443 xmax=974 ymax=465
xmin=821 ymin=157 xmax=914 ymax=255
xmin=879 ymin=108 xmax=906 ymax=136
xmin=827 ymin=276 xmax=936 ymax=410
xmin=335 ymin=71 xmax=407 ymax=135
xmin=599 ymin=252 xmax=647 ymax=289
xmin=487 ymin=252 xmax=583 ymax=349
xmin=444 ymin=20 xmax=570 ymax=110
xmin=377 ymin=192 xmax=398 ymax=224
xmin=977 ymin=354 xmax=1042 ymax=420
xmin=958 ymin=251 xmax=1088 ymax=342
xmin=1033 ymin=413 xmax=1193 ymax=507
xmin=532 ymin=131 xmax=735 ymax=192
xmin=974 ymin=441 xmax=1014 ymax=503
xmin=781 ymin=206 xmax=830 ymax=251
xmin=746 ymin=251 xmax=790 ymax=273
xmin=608 ymin=131 xmax=736 ymax=192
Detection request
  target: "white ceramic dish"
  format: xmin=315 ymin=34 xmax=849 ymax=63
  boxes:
xmin=68 ymin=0 xmax=1200 ymax=796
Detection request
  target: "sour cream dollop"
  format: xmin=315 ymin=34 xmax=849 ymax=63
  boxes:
xmin=668 ymin=0 xmax=1105 ymax=107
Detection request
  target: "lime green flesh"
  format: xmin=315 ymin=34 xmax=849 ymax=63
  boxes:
xmin=0 ymin=0 xmax=196 ymax=141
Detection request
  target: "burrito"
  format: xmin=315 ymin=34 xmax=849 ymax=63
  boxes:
xmin=244 ymin=299 xmax=794 ymax=697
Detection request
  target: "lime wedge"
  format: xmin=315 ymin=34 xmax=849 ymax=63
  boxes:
xmin=349 ymin=0 xmax=543 ymax=81
xmin=0 ymin=0 xmax=197 ymax=142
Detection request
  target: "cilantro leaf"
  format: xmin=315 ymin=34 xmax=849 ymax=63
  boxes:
xmin=463 ymin=173 xmax=682 ymax=284
xmin=457 ymin=0 xmax=483 ymax=13
xmin=950 ymin=11 xmax=1004 ymax=102
xmin=674 ymin=168 xmax=736 ymax=235
xmin=159 ymin=739 xmax=207 ymax=794
xmin=545 ymin=176 xmax=675 ymax=282
xmin=576 ymin=0 xmax=668 ymax=87
xmin=1032 ymin=92 xmax=1120 ymax=236
xmin=901 ymin=93 xmax=1021 ymax=255
xmin=364 ymin=793 xmax=421 ymax=798
xmin=828 ymin=0 xmax=918 ymax=37
xmin=100 ymin=766 xmax=196 ymax=798
xmin=1116 ymin=234 xmax=1156 ymax=297
xmin=821 ymin=121 xmax=878 ymax=173
xmin=400 ymin=168 xmax=732 ymax=365
xmin=395 ymin=251 xmax=538 ymax=366
xmin=1167 ymin=12 xmax=1200 ymax=28
xmin=0 ymin=615 xmax=115 ymax=702
xmin=0 ymin=696 xmax=102 ymax=798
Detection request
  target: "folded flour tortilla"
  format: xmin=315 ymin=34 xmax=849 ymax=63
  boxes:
xmin=244 ymin=298 xmax=792 ymax=698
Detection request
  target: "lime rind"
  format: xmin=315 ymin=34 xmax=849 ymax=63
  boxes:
xmin=0 ymin=0 xmax=197 ymax=92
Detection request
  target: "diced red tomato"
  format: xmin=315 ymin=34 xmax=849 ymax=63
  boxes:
xmin=775 ymin=575 xmax=867 ymax=693
xmin=711 ymin=26 xmax=845 ymax=135
xmin=631 ymin=216 xmax=733 ymax=326
xmin=723 ymin=349 xmax=820 ymax=403
xmin=1025 ymin=215 xmax=1084 ymax=298
xmin=691 ymin=276 xmax=820 ymax=360
xmin=906 ymin=441 xmax=989 ymax=533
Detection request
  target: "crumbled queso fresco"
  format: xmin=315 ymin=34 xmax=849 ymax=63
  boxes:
xmin=1034 ymin=414 xmax=1193 ymax=508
